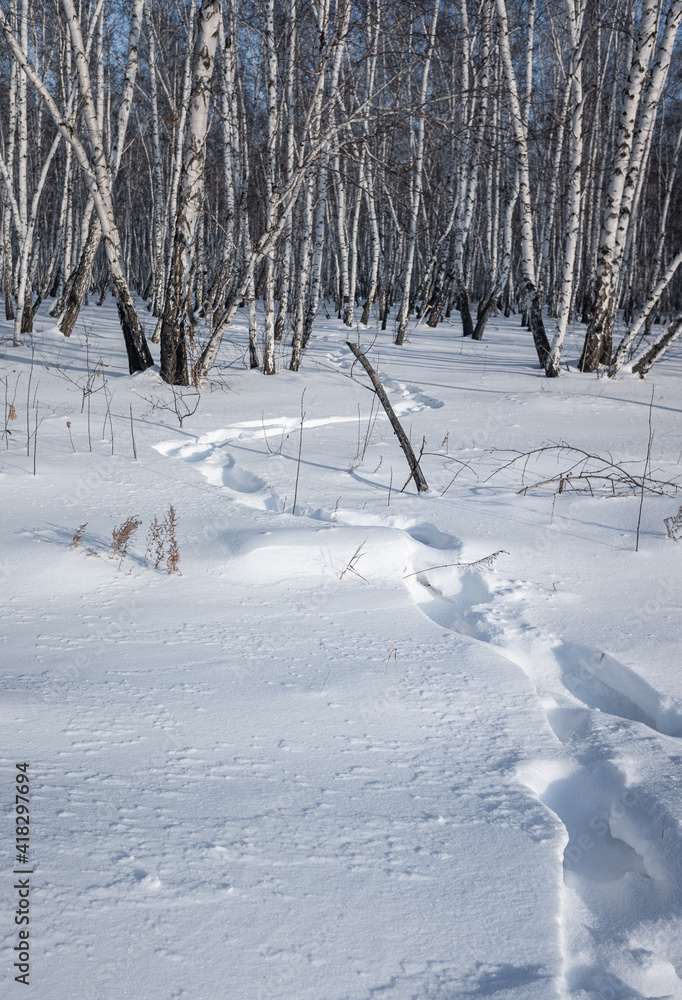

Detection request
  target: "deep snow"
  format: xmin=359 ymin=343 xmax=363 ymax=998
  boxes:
xmin=1 ymin=300 xmax=682 ymax=999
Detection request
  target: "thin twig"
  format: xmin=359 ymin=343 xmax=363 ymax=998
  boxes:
xmin=129 ymin=404 xmax=137 ymax=460
xmin=339 ymin=541 xmax=368 ymax=583
xmin=261 ymin=413 xmax=272 ymax=454
xmin=26 ymin=343 xmax=34 ymax=456
xmin=291 ymin=389 xmax=306 ymax=516
xmin=636 ymin=387 xmax=655 ymax=552
xmin=403 ymin=550 xmax=509 ymax=579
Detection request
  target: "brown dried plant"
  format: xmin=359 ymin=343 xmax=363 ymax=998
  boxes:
xmin=111 ymin=516 xmax=142 ymax=563
xmin=145 ymin=514 xmax=166 ymax=570
xmin=165 ymin=506 xmax=181 ymax=576
xmin=664 ymin=505 xmax=682 ymax=541
xmin=145 ymin=506 xmax=181 ymax=575
xmin=71 ymin=522 xmax=88 ymax=548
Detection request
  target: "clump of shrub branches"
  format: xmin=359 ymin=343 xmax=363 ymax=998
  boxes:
xmin=487 ymin=444 xmax=680 ymax=498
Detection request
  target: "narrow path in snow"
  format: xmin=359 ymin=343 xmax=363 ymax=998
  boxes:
xmin=157 ymin=423 xmax=682 ymax=1000
xmin=405 ymin=565 xmax=682 ymax=999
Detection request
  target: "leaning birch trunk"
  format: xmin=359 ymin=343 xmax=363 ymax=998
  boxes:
xmin=629 ymin=314 xmax=682 ymax=376
xmin=395 ymin=0 xmax=439 ymax=346
xmin=608 ymin=0 xmax=682 ymax=343
xmin=0 ymin=3 xmax=152 ymax=372
xmin=495 ymin=0 xmax=551 ymax=366
xmin=645 ymin=120 xmax=682 ymax=303
xmin=545 ymin=1 xmax=585 ymax=378
xmin=160 ymin=0 xmax=220 ymax=386
xmin=608 ymin=248 xmax=682 ymax=375
xmin=12 ymin=131 xmax=62 ymax=345
xmin=57 ymin=0 xmax=145 ymax=338
xmin=578 ymin=1 xmax=660 ymax=371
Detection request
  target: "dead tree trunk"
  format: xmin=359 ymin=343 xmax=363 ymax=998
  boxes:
xmin=346 ymin=341 xmax=428 ymax=493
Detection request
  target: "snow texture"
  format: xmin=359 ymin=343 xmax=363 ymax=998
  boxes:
xmin=1 ymin=302 xmax=682 ymax=999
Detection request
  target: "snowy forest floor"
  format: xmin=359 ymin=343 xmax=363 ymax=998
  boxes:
xmin=2 ymin=300 xmax=682 ymax=1000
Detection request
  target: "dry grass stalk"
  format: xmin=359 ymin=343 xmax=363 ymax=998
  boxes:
xmin=664 ymin=505 xmax=682 ymax=541
xmin=145 ymin=515 xmax=166 ymax=569
xmin=339 ymin=541 xmax=368 ymax=583
xmin=111 ymin=516 xmax=142 ymax=562
xmin=403 ymin=549 xmax=509 ymax=580
xmin=145 ymin=506 xmax=182 ymax=575
xmin=165 ymin=506 xmax=181 ymax=575
xmin=71 ymin=522 xmax=88 ymax=548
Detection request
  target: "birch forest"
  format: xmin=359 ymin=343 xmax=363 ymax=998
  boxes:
xmin=1 ymin=0 xmax=682 ymax=384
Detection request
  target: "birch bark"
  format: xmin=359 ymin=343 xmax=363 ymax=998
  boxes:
xmin=545 ymin=1 xmax=586 ymax=377
xmin=160 ymin=0 xmax=221 ymax=385
xmin=495 ymin=0 xmax=551 ymax=366
xmin=579 ymin=1 xmax=660 ymax=370
xmin=395 ymin=0 xmax=439 ymax=345
xmin=57 ymin=0 xmax=146 ymax=338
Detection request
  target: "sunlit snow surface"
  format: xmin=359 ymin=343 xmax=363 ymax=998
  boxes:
xmin=1 ymin=301 xmax=682 ymax=999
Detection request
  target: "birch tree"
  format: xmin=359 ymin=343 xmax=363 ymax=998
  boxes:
xmin=160 ymin=0 xmax=220 ymax=385
xmin=0 ymin=0 xmax=153 ymax=373
xmin=578 ymin=1 xmax=661 ymax=370
xmin=495 ymin=0 xmax=551 ymax=366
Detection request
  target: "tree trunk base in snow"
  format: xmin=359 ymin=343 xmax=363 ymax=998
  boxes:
xmin=579 ymin=291 xmax=615 ymax=371
xmin=473 ymin=288 xmax=501 ymax=341
xmin=528 ymin=293 xmax=551 ymax=367
xmin=21 ymin=292 xmax=33 ymax=333
xmin=112 ymin=275 xmax=154 ymax=375
xmin=459 ymin=287 xmax=474 ymax=338
xmin=160 ymin=311 xmax=189 ymax=385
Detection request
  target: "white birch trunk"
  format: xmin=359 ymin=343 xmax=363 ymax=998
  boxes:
xmin=262 ymin=0 xmax=278 ymax=375
xmin=274 ymin=0 xmax=297 ymax=342
xmin=149 ymin=31 xmax=166 ymax=316
xmin=609 ymin=248 xmax=682 ymax=374
xmin=495 ymin=0 xmax=551 ymax=365
xmin=395 ymin=0 xmax=439 ymax=345
xmin=0 ymin=1 xmax=153 ymax=370
xmin=545 ymin=1 xmax=586 ymax=377
xmin=160 ymin=0 xmax=221 ymax=385
xmin=579 ymin=0 xmax=660 ymax=370
xmin=57 ymin=0 xmax=146 ymax=336
xmin=630 ymin=313 xmax=682 ymax=376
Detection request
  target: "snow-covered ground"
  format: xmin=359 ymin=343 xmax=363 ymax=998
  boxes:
xmin=2 ymin=300 xmax=681 ymax=999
